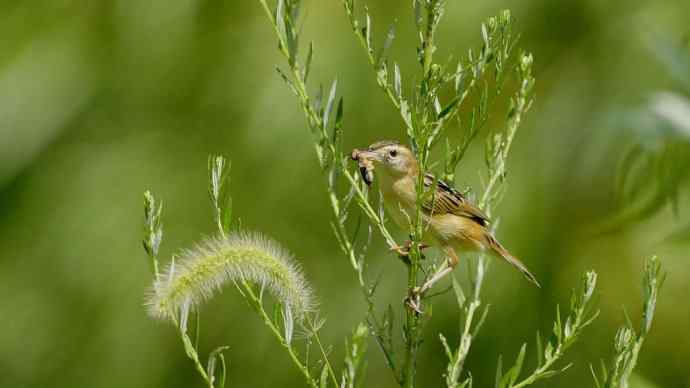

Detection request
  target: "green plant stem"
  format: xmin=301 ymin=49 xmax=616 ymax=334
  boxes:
xmin=398 ymin=4 xmax=446 ymax=384
xmin=400 ymin=171 xmax=428 ymax=388
xmin=398 ymin=162 xmax=428 ymax=388
xmin=331 ymin=163 xmax=402 ymax=384
xmin=341 ymin=171 xmax=398 ymax=248
xmin=618 ymin=343 xmax=642 ymax=388
xmin=329 ymin=184 xmax=401 ymax=382
xmin=511 ymin=353 xmax=561 ymax=388
xmin=307 ymin=318 xmax=340 ymax=388
xmin=258 ymin=0 xmax=398 ymax=250
xmin=242 ymin=281 xmax=319 ymax=388
xmin=257 ymin=0 xmax=330 ymax=162
xmin=445 ymin=141 xmax=508 ymax=384
xmin=255 ymin=2 xmax=406 ymax=385
xmin=446 ymin=50 xmax=534 ymax=385
xmin=151 ymin=258 xmax=160 ymax=283
xmin=510 ymin=323 xmax=576 ymax=387
xmin=450 ymin=300 xmax=477 ymax=382
xmin=594 ymin=256 xmax=664 ymax=388
xmin=401 ymin=261 xmax=420 ymax=388
xmin=340 ymin=1 xmax=400 ymax=111
xmin=444 ymin=123 xmax=520 ymax=386
xmin=170 ymin=314 xmax=214 ymax=388
xmin=479 ymin=119 xmax=519 ymax=212
xmin=209 ymin=156 xmax=320 ymax=388
xmin=504 ymin=272 xmax=598 ymax=388
xmin=445 ymin=270 xmax=485 ymax=386
xmin=421 ymin=3 xmax=436 ymax=76
xmin=215 ymin=237 xmax=317 ymax=385
xmin=340 ymin=0 xmax=414 ymax=138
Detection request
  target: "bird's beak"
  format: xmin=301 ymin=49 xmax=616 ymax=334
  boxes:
xmin=351 ymin=148 xmax=379 ymax=186
xmin=351 ymin=148 xmax=383 ymax=163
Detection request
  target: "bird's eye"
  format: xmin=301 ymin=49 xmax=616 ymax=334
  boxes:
xmin=389 ymin=149 xmax=398 ymax=158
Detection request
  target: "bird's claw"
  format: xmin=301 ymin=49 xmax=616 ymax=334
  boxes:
xmin=390 ymin=245 xmax=410 ymax=257
xmin=404 ymin=286 xmax=424 ymax=314
xmin=390 ymin=240 xmax=429 ymax=258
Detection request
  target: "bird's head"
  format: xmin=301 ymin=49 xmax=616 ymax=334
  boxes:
xmin=352 ymin=140 xmax=418 ymax=180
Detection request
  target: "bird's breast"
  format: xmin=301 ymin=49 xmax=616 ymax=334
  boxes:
xmin=381 ymin=175 xmax=484 ymax=251
xmin=379 ymin=181 xmax=415 ymax=235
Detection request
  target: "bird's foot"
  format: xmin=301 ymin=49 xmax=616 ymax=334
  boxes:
xmin=404 ymin=286 xmax=424 ymax=314
xmin=390 ymin=240 xmax=429 ymax=258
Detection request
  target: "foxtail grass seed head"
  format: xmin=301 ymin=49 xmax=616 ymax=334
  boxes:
xmin=147 ymin=232 xmax=314 ymax=323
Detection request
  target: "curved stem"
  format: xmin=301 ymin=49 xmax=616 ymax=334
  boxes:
xmin=308 ymin=319 xmax=340 ymax=388
xmin=243 ymin=282 xmax=319 ymax=388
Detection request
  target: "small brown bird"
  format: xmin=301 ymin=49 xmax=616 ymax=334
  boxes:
xmin=352 ymin=140 xmax=539 ymax=299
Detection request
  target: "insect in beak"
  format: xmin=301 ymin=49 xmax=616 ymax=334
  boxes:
xmin=351 ymin=149 xmax=377 ymax=185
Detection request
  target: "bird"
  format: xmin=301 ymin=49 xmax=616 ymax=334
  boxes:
xmin=351 ymin=140 xmax=540 ymax=303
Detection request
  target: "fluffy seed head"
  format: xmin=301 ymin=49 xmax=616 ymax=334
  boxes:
xmin=146 ymin=232 xmax=315 ymax=322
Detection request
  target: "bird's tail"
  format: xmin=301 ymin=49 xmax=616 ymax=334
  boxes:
xmin=487 ymin=235 xmax=540 ymax=288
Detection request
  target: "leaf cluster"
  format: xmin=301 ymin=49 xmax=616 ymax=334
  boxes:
xmin=592 ymin=256 xmax=665 ymax=388
xmin=614 ymin=38 xmax=690 ymax=231
xmin=493 ymin=271 xmax=599 ymax=388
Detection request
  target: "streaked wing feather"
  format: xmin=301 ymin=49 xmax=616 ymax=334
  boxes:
xmin=422 ymin=173 xmax=490 ymax=226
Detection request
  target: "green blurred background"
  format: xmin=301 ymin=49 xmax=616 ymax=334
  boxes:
xmin=1 ymin=1 xmax=689 ymax=387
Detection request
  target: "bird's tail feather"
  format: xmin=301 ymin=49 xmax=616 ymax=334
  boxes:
xmin=487 ymin=236 xmax=540 ymax=288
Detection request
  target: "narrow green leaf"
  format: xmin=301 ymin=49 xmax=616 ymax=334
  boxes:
xmin=273 ymin=303 xmax=281 ymax=330
xmin=400 ymin=99 xmax=413 ymax=132
xmin=439 ymin=333 xmax=453 ymax=360
xmin=285 ymin=19 xmax=297 ymax=65
xmin=544 ymin=341 xmax=553 ymax=361
xmin=221 ymin=196 xmax=233 ymax=233
xmin=554 ymin=304 xmax=562 ymax=341
xmin=559 ymin=363 xmax=573 ymax=374
xmin=394 ymin=62 xmax=402 ymax=97
xmin=590 ymin=364 xmax=601 ymax=388
xmin=377 ymin=23 xmax=396 ymax=65
xmin=598 ymin=359 xmax=608 ymax=383
xmin=276 ymin=67 xmax=299 ymax=97
xmin=334 ymin=98 xmax=345 ymax=140
xmin=383 ymin=304 xmax=394 ymax=346
xmin=481 ymin=23 xmax=490 ymax=47
xmin=218 ymin=352 xmax=229 ymax=388
xmin=536 ymin=370 xmax=560 ymax=380
xmin=323 ymin=79 xmax=338 ymax=129
xmin=452 ymin=276 xmax=466 ymax=309
xmin=438 ymin=95 xmax=462 ymax=120
xmin=479 ymin=81 xmax=489 ymax=120
xmin=535 ymin=331 xmax=543 ymax=367
xmin=276 ymin=0 xmax=285 ymax=40
xmin=365 ymin=10 xmax=372 ymax=50
xmin=194 ymin=310 xmax=201 ymax=349
xmin=433 ymin=97 xmax=442 ymax=115
xmin=455 ymin=61 xmax=465 ymax=93
xmin=320 ymin=363 xmax=329 ymax=388
xmin=207 ymin=345 xmax=230 ymax=387
xmin=494 ymin=355 xmax=503 ymax=388
xmin=508 ymin=343 xmax=527 ymax=385
xmin=314 ymin=84 xmax=323 ymax=113
xmin=304 ymin=41 xmax=314 ymax=82
xmin=413 ymin=0 xmax=422 ymax=31
xmin=472 ymin=304 xmax=490 ymax=337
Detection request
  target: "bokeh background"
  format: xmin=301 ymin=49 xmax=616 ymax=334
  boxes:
xmin=1 ymin=1 xmax=689 ymax=387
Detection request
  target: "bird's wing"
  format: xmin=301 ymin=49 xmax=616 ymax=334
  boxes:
xmin=422 ymin=173 xmax=490 ymax=226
